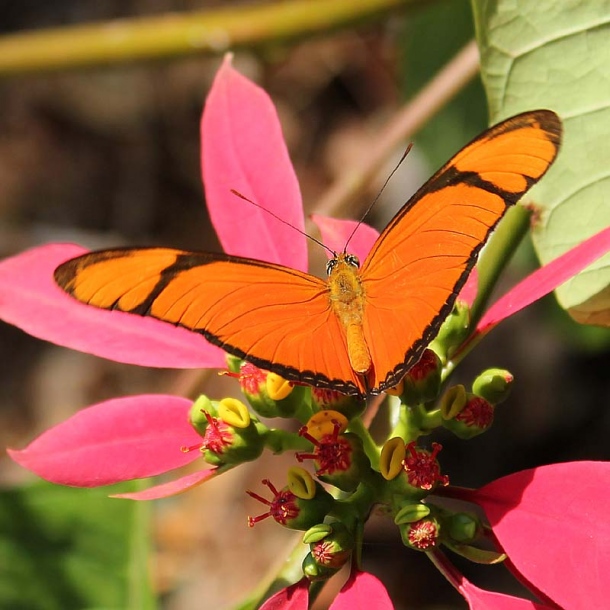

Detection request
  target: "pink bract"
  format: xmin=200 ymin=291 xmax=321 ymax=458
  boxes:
xmin=311 ymin=214 xmax=379 ymax=262
xmin=477 ymin=226 xmax=610 ymax=333
xmin=329 ymin=571 xmax=394 ymax=610
xmin=0 ymin=243 xmax=225 ymax=368
xmin=259 ymin=578 xmax=309 ymax=610
xmin=467 ymin=461 xmax=610 ymax=609
xmin=8 ymin=395 xmax=202 ymax=487
xmin=202 ymin=55 xmax=307 ymax=271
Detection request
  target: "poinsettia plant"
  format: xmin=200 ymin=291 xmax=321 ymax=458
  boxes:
xmin=1 ymin=57 xmax=609 ymax=609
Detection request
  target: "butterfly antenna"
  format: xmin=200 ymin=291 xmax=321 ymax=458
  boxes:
xmin=230 ymin=189 xmax=334 ymax=256
xmin=344 ymin=143 xmax=414 ymax=252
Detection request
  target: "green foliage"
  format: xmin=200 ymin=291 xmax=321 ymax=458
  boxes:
xmin=0 ymin=481 xmax=154 ymax=610
xmin=473 ymin=0 xmax=610 ymax=325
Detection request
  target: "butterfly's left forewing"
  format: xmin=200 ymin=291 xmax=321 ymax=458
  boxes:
xmin=56 ymin=248 xmax=366 ymax=395
xmin=360 ymin=110 xmax=562 ymax=392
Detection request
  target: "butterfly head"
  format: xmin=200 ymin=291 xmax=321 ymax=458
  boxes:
xmin=326 ymin=253 xmax=360 ymax=277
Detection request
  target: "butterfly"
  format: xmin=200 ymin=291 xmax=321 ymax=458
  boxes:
xmin=55 ymin=110 xmax=562 ymax=397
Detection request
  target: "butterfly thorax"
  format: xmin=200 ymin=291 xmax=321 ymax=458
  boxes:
xmin=326 ymin=253 xmax=372 ymax=377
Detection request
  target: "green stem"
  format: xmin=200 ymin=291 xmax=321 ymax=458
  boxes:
xmin=390 ymin=403 xmax=436 ymax=442
xmin=469 ymin=205 xmax=531 ymax=328
xmin=347 ymin=416 xmax=380 ymax=469
xmin=128 ymin=485 xmax=156 ymax=610
xmin=445 ymin=205 xmax=531 ymax=371
xmin=0 ymin=0 xmax=414 ymax=76
xmin=264 ymin=428 xmax=312 ymax=453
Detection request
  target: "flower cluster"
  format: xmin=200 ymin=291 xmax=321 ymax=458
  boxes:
xmin=1 ymin=56 xmax=609 ymax=610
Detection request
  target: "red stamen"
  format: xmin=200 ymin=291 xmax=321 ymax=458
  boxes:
xmin=312 ymin=540 xmax=334 ymax=565
xmin=246 ymin=479 xmax=299 ymax=527
xmin=296 ymin=421 xmax=352 ymax=476
xmin=298 ymin=425 xmax=318 ymax=445
xmin=238 ymin=362 xmax=267 ymax=394
xmin=403 ymin=442 xmax=449 ymax=490
xmin=245 ymin=490 xmax=272 ymax=506
xmin=201 ymin=411 xmax=233 ymax=454
xmin=180 ymin=443 xmax=202 ymax=453
xmin=456 ymin=396 xmax=494 ymax=428
xmin=408 ymin=349 xmax=438 ymax=381
xmin=312 ymin=388 xmax=345 ymax=405
xmin=408 ymin=519 xmax=438 ymax=549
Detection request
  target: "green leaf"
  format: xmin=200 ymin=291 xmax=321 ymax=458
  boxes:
xmin=0 ymin=481 xmax=155 ymax=610
xmin=473 ymin=0 xmax=610 ymax=325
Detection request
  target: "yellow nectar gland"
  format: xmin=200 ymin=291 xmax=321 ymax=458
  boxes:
xmin=218 ymin=398 xmax=251 ymax=428
xmin=305 ymin=410 xmax=348 ymax=441
xmin=380 ymin=437 xmax=407 ymax=480
xmin=266 ymin=372 xmax=293 ymax=401
xmin=287 ymin=467 xmax=316 ymax=500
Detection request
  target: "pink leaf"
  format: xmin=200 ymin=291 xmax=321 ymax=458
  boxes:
xmin=434 ymin=550 xmax=552 ymax=609
xmin=329 ymin=571 xmax=393 ymax=610
xmin=461 ymin=581 xmax=552 ymax=610
xmin=458 ymin=267 xmax=479 ymax=306
xmin=311 ymin=214 xmax=379 ymax=263
xmin=202 ymin=55 xmax=306 ymax=271
xmin=259 ymin=579 xmax=309 ymax=610
xmin=112 ymin=467 xmax=217 ymax=500
xmin=0 ymin=244 xmax=226 ymax=369
xmin=478 ymin=226 xmax=610 ymax=332
xmin=470 ymin=462 xmax=610 ymax=608
xmin=8 ymin=395 xmax=202 ymax=486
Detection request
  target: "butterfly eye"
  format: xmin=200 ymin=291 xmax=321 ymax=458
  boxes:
xmin=326 ymin=258 xmax=338 ymax=276
xmin=346 ymin=254 xmax=360 ymax=269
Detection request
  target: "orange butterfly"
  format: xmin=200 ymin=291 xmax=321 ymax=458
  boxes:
xmin=55 ymin=110 xmax=561 ymax=397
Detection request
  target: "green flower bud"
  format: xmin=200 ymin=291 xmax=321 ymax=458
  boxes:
xmin=399 ymin=349 xmax=442 ymax=405
xmin=400 ymin=516 xmax=440 ymax=551
xmin=225 ymin=354 xmax=242 ymax=374
xmin=472 ymin=368 xmax=514 ymax=405
xmin=394 ymin=503 xmax=431 ymax=525
xmin=189 ymin=395 xmax=215 ymax=436
xmin=247 ymin=479 xmax=334 ymax=531
xmin=446 ymin=512 xmax=481 ymax=543
xmin=297 ymin=412 xmax=370 ymax=492
xmin=305 ymin=521 xmax=354 ymax=571
xmin=237 ymin=362 xmax=309 ymax=418
xmin=302 ymin=552 xmax=339 ymax=581
xmin=428 ymin=301 xmax=470 ymax=362
xmin=311 ymin=387 xmax=366 ymax=420
xmin=442 ymin=393 xmax=494 ymax=439
xmin=302 ymin=523 xmax=333 ymax=544
xmin=191 ymin=396 xmax=265 ymax=466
